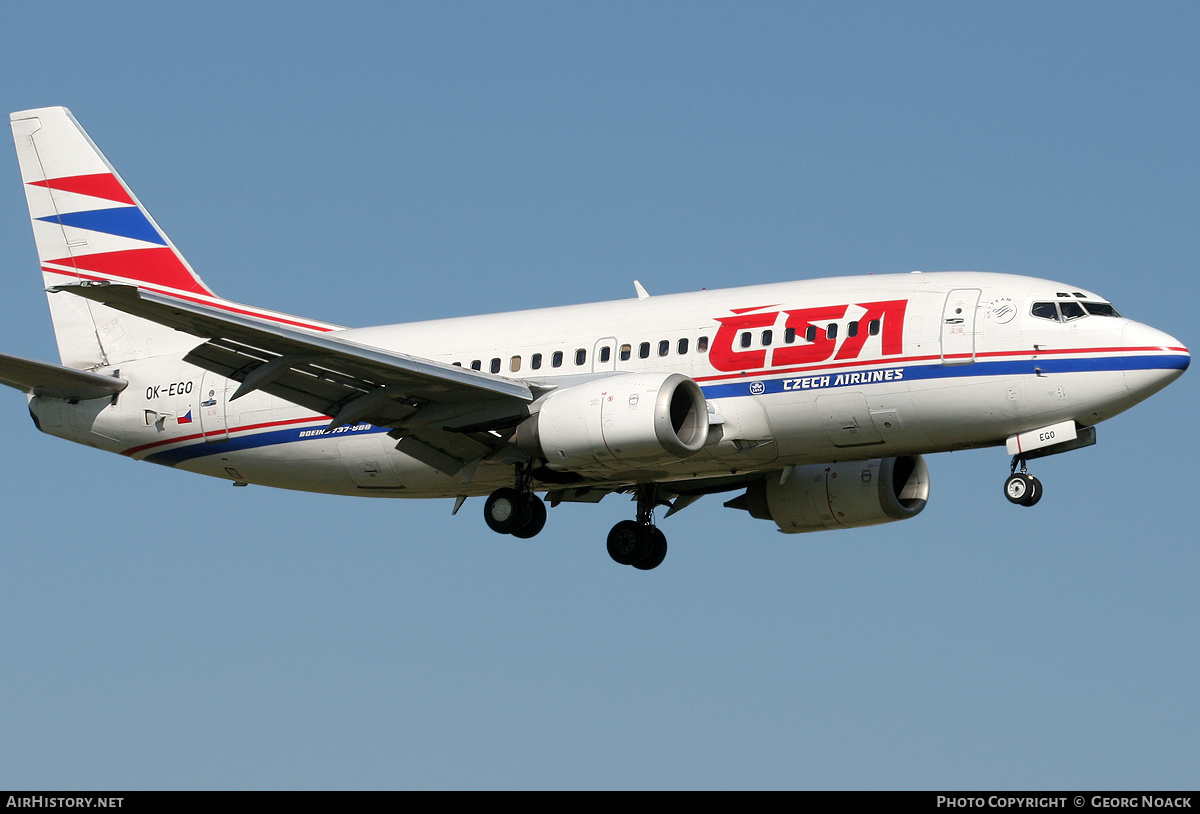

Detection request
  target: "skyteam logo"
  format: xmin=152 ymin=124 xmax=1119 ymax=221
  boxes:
xmin=988 ymin=297 xmax=1017 ymax=324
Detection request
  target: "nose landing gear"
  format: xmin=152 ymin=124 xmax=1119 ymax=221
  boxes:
xmin=1004 ymin=456 xmax=1042 ymax=507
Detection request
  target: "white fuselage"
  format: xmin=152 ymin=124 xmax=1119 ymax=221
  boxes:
xmin=28 ymin=271 xmax=1188 ymax=498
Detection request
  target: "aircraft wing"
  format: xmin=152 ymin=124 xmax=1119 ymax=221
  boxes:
xmin=58 ymin=283 xmax=535 ymax=474
xmin=0 ymin=351 xmax=128 ymax=400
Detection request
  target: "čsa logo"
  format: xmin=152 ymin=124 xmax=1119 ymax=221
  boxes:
xmin=709 ymin=299 xmax=907 ymax=373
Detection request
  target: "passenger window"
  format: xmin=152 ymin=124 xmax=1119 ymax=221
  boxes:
xmin=531 ymin=353 xmax=542 ymax=370
xmin=826 ymin=323 xmax=838 ymax=340
xmin=620 ymin=344 xmax=632 ymax=361
xmin=868 ymin=319 xmax=880 ymax=336
xmin=452 ymin=361 xmax=462 ymax=367
xmin=677 ymin=338 xmax=689 ymax=355
xmin=510 ymin=356 xmax=521 ymax=372
xmin=784 ymin=327 xmax=796 ymax=343
xmin=490 ymin=358 xmax=501 ymax=374
xmin=639 ymin=342 xmax=650 ymax=359
xmin=762 ymin=330 xmax=773 ymax=346
xmin=740 ymin=332 xmax=752 ymax=348
xmin=471 ymin=360 xmax=482 ymax=371
xmin=552 ymin=351 xmax=563 ymax=368
xmin=847 ymin=321 xmax=858 ymax=338
xmin=805 ymin=326 xmax=817 ymax=342
xmin=574 ymin=348 xmax=586 ymax=366
xmin=599 ymin=346 xmax=611 ymax=363
xmin=697 ymin=336 xmax=709 ymax=353
xmin=658 ymin=340 xmax=669 ymax=357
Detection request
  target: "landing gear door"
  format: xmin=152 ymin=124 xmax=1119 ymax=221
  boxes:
xmin=198 ymin=372 xmax=230 ymax=442
xmin=941 ymin=288 xmax=982 ymax=365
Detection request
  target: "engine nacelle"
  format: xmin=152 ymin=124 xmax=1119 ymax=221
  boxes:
xmin=516 ymin=372 xmax=709 ymax=472
xmin=730 ymin=455 xmax=930 ymax=533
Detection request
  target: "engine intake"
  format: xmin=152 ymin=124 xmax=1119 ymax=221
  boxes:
xmin=517 ymin=372 xmax=708 ymax=472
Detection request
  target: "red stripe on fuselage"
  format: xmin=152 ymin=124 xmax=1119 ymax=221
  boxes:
xmin=691 ymin=345 xmax=1183 ymax=383
xmin=120 ymin=415 xmax=329 ymax=457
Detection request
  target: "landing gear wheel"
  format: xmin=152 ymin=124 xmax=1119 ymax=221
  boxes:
xmin=607 ymin=520 xmax=651 ymax=566
xmin=1022 ymin=476 xmax=1042 ymax=507
xmin=632 ymin=527 xmax=668 ymax=571
xmin=510 ymin=494 xmax=547 ymax=539
xmin=1004 ymin=473 xmax=1042 ymax=507
xmin=484 ymin=487 xmax=524 ymax=534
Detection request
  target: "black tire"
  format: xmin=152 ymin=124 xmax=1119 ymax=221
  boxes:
xmin=484 ymin=487 xmax=524 ymax=534
xmin=632 ymin=527 xmax=668 ymax=570
xmin=607 ymin=520 xmax=650 ymax=566
xmin=1021 ymin=476 xmax=1043 ymax=507
xmin=511 ymin=494 xmax=547 ymax=539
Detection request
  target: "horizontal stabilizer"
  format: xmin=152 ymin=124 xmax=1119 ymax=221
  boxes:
xmin=0 ymin=351 xmax=127 ymax=400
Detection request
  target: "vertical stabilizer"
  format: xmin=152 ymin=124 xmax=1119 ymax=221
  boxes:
xmin=11 ymin=107 xmax=217 ymax=368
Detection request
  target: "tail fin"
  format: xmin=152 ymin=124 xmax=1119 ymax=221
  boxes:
xmin=11 ymin=106 xmax=219 ymax=368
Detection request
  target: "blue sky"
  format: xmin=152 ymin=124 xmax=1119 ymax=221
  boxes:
xmin=0 ymin=1 xmax=1195 ymax=790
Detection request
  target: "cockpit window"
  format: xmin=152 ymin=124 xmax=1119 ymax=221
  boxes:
xmin=1031 ymin=300 xmax=1122 ymax=322
xmin=1031 ymin=302 xmax=1060 ymax=321
xmin=1059 ymin=301 xmax=1086 ymax=321
xmin=1083 ymin=302 xmax=1121 ymax=317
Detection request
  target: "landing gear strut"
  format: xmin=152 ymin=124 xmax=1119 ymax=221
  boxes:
xmin=1004 ymin=455 xmax=1042 ymax=507
xmin=484 ymin=466 xmax=547 ymax=538
xmin=606 ymin=485 xmax=669 ymax=570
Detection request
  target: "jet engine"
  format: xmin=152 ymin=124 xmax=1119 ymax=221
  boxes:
xmin=516 ymin=372 xmax=708 ymax=472
xmin=726 ymin=455 xmax=930 ymax=533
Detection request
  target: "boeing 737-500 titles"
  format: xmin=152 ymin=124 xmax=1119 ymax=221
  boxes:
xmin=0 ymin=107 xmax=1189 ymax=569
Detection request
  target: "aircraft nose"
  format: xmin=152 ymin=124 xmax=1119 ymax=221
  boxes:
xmin=1121 ymin=320 xmax=1188 ymax=397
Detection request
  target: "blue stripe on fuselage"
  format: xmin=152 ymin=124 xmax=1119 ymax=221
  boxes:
xmin=143 ymin=422 xmax=389 ymax=466
xmin=141 ymin=353 xmax=1185 ymax=466
xmin=699 ymin=353 xmax=1187 ymax=399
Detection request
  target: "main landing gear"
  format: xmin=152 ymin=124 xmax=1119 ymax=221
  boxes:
xmin=483 ymin=470 xmax=669 ymax=570
xmin=606 ymin=485 xmax=669 ymax=571
xmin=1004 ymin=455 xmax=1043 ymax=507
xmin=484 ymin=467 xmax=546 ymax=539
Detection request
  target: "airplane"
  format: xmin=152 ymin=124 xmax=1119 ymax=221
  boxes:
xmin=0 ymin=106 xmax=1189 ymax=570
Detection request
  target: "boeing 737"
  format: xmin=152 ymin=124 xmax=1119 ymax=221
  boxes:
xmin=1 ymin=107 xmax=1189 ymax=569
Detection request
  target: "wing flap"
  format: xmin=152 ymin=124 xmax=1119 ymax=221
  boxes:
xmin=393 ymin=429 xmax=496 ymax=477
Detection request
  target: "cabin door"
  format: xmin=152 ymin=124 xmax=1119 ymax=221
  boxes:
xmin=941 ymin=289 xmax=982 ymax=365
xmin=197 ymin=372 xmax=230 ymax=442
